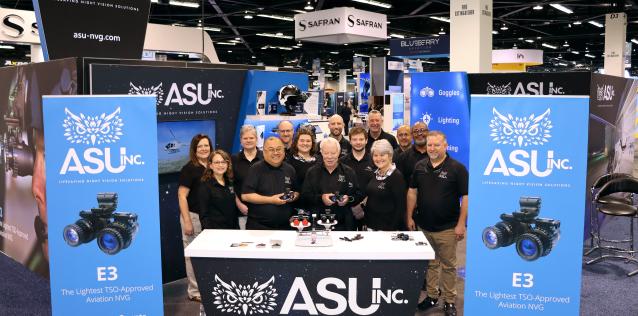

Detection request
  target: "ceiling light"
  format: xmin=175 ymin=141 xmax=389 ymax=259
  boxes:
xmin=304 ymin=1 xmax=314 ymax=10
xmin=631 ymin=39 xmax=638 ymax=45
xmin=558 ymin=62 xmax=568 ymax=66
xmin=151 ymin=0 xmax=159 ymax=3
xmin=525 ymin=39 xmax=534 ymax=43
xmin=430 ymin=16 xmax=450 ymax=23
xmin=278 ymin=47 xmax=293 ymax=51
xmin=0 ymin=45 xmax=15 ymax=49
xmin=169 ymin=0 xmax=200 ymax=8
xmin=549 ymin=4 xmax=573 ymax=14
xmin=439 ymin=28 xmax=446 ymax=35
xmin=234 ymin=37 xmax=241 ymax=41
xmin=227 ymin=50 xmax=233 ymax=53
xmin=533 ymin=5 xmax=543 ymax=10
xmin=351 ymin=0 xmax=392 ymax=9
xmin=216 ymin=42 xmax=236 ymax=46
xmin=200 ymin=26 xmax=222 ymax=32
xmin=256 ymin=32 xmax=293 ymax=39
xmin=354 ymin=53 xmax=370 ymax=58
xmin=542 ymin=43 xmax=557 ymax=49
xmin=588 ymin=21 xmax=603 ymax=28
xmin=573 ymin=21 xmax=581 ymax=25
xmin=390 ymin=33 xmax=405 ymax=38
xmin=500 ymin=24 xmax=509 ymax=30
xmin=330 ymin=51 xmax=339 ymax=54
xmin=571 ymin=51 xmax=579 ymax=55
xmin=585 ymin=53 xmax=595 ymax=58
xmin=344 ymin=43 xmax=349 ymax=46
xmin=251 ymin=56 xmax=256 ymax=59
xmin=563 ymin=41 xmax=569 ymax=47
xmin=537 ymin=36 xmax=542 ymax=39
xmin=492 ymin=30 xmax=498 ymax=35
xmin=257 ymin=14 xmax=294 ymax=21
xmin=244 ymin=11 xmax=253 ymax=19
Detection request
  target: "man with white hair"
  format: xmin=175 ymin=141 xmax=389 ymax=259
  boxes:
xmin=301 ymin=137 xmax=360 ymax=231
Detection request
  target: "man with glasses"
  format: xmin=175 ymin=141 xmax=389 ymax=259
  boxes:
xmin=241 ymin=137 xmax=299 ymax=230
xmin=276 ymin=120 xmax=294 ymax=157
xmin=397 ymin=122 xmax=429 ymax=184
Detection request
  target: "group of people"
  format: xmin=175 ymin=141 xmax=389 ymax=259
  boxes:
xmin=177 ymin=110 xmax=468 ymax=316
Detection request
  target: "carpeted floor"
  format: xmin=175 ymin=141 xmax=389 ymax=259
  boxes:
xmin=2 ymin=216 xmax=637 ymax=316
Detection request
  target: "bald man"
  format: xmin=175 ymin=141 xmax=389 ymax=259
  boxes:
xmin=394 ymin=125 xmax=412 ymax=159
xmin=323 ymin=114 xmax=351 ymax=157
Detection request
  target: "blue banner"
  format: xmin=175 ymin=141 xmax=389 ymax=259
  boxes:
xmin=464 ymin=95 xmax=589 ymax=315
xmin=44 ymin=95 xmax=163 ymax=315
xmin=389 ymin=35 xmax=449 ymax=58
xmin=409 ymin=72 xmax=470 ymax=167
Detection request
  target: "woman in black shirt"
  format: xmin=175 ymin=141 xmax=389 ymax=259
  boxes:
xmin=198 ymin=150 xmax=239 ymax=230
xmin=287 ymin=127 xmax=319 ymax=189
xmin=365 ymin=139 xmax=407 ymax=231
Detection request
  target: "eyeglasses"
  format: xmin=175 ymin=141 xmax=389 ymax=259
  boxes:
xmin=211 ymin=160 xmax=228 ymax=165
xmin=413 ymin=128 xmax=429 ymax=135
xmin=265 ymin=147 xmax=285 ymax=154
xmin=278 ymin=129 xmax=293 ymax=134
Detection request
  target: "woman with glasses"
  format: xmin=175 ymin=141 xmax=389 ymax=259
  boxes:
xmin=198 ymin=150 xmax=240 ymax=230
xmin=287 ymin=127 xmax=320 ymax=190
xmin=177 ymin=134 xmax=211 ymax=302
xmin=364 ymin=139 xmax=406 ymax=231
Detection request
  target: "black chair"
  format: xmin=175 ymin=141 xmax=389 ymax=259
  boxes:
xmin=586 ymin=176 xmax=638 ymax=276
xmin=585 ymin=173 xmax=633 ymax=256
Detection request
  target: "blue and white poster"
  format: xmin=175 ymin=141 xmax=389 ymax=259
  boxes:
xmin=409 ymin=72 xmax=470 ymax=167
xmin=44 ymin=95 xmax=163 ymax=316
xmin=464 ymin=95 xmax=589 ymax=315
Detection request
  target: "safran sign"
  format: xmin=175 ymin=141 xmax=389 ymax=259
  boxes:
xmin=44 ymin=95 xmax=163 ymax=316
xmin=295 ymin=7 xmax=387 ymax=44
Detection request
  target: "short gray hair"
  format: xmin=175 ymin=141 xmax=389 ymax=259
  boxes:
xmin=370 ymin=139 xmax=394 ymax=157
xmin=320 ymin=137 xmax=341 ymax=153
xmin=239 ymin=124 xmax=257 ymax=138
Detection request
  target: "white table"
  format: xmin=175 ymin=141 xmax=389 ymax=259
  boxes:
xmin=186 ymin=230 xmax=434 ymax=316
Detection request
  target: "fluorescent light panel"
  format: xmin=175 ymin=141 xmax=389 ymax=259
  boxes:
xmin=169 ymin=0 xmax=200 ymax=8
xmin=351 ymin=0 xmax=392 ymax=9
xmin=389 ymin=33 xmax=405 ymax=39
xmin=200 ymin=26 xmax=222 ymax=32
xmin=0 ymin=45 xmax=15 ymax=49
xmin=631 ymin=39 xmax=638 ymax=45
xmin=430 ymin=16 xmax=450 ymax=23
xmin=585 ymin=53 xmax=595 ymax=58
xmin=257 ymin=14 xmax=294 ymax=21
xmin=257 ymin=32 xmax=293 ymax=39
xmin=542 ymin=43 xmax=557 ymax=49
xmin=549 ymin=4 xmax=573 ymax=14
xmin=216 ymin=42 xmax=236 ymax=46
xmin=588 ymin=21 xmax=603 ymax=28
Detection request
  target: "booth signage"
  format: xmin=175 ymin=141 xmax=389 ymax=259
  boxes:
xmin=32 ymin=0 xmax=150 ymax=60
xmin=464 ymin=95 xmax=589 ymax=315
xmin=409 ymin=72 xmax=470 ymax=168
xmin=492 ymin=49 xmax=543 ymax=64
xmin=295 ymin=7 xmax=387 ymax=44
xmin=0 ymin=8 xmax=39 ymax=44
xmin=468 ymin=73 xmax=591 ymax=96
xmin=193 ymin=258 xmax=424 ymax=316
xmin=389 ymin=35 xmax=449 ymax=58
xmin=44 ymin=95 xmax=163 ymax=316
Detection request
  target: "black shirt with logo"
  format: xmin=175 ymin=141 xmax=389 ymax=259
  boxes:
xmin=301 ymin=163 xmax=360 ymax=230
xmin=397 ymin=146 xmax=429 ymax=185
xmin=198 ymin=178 xmax=239 ymax=230
xmin=178 ymin=162 xmax=206 ymax=214
xmin=318 ymin=136 xmax=352 ymax=159
xmin=286 ymin=154 xmax=321 ymax=189
xmin=339 ymin=151 xmax=376 ymax=195
xmin=231 ymin=149 xmax=263 ymax=198
xmin=365 ymin=169 xmax=407 ymax=231
xmin=410 ymin=155 xmax=468 ymax=232
xmin=366 ymin=129 xmax=399 ymax=152
xmin=242 ymin=161 xmax=297 ymax=229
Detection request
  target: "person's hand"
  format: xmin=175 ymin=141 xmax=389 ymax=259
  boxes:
xmin=182 ymin=220 xmax=194 ymax=236
xmin=238 ymin=203 xmax=248 ymax=215
xmin=272 ymin=194 xmax=288 ymax=205
xmin=406 ymin=218 xmax=416 ymax=231
xmin=455 ymin=224 xmax=466 ymax=241
xmin=337 ymin=194 xmax=349 ymax=207
xmin=288 ymin=191 xmax=300 ymax=203
xmin=322 ymin=194 xmax=336 ymax=206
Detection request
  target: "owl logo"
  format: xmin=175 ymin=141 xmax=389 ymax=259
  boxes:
xmin=489 ymin=107 xmax=552 ymax=147
xmin=63 ymin=107 xmax=124 ymax=146
xmin=419 ymin=87 xmax=434 ymax=98
xmin=211 ymin=274 xmax=278 ymax=315
xmin=128 ymin=82 xmax=164 ymax=106
xmin=486 ymin=82 xmax=512 ymax=95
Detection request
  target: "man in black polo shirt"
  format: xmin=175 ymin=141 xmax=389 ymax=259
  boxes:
xmin=407 ymin=131 xmax=468 ymax=316
xmin=302 ymin=137 xmax=360 ymax=231
xmin=277 ymin=120 xmax=294 ymax=158
xmin=242 ymin=137 xmax=299 ymax=230
xmin=396 ymin=121 xmax=429 ymax=184
xmin=327 ymin=114 xmax=351 ymax=157
xmin=339 ymin=126 xmax=375 ymax=222
xmin=366 ymin=110 xmax=398 ymax=152
xmin=394 ymin=125 xmax=412 ymax=159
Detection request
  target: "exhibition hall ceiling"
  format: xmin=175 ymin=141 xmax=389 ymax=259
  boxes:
xmin=1 ymin=0 xmax=637 ymax=74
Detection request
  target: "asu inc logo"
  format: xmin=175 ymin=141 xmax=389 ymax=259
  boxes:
xmin=59 ymin=107 xmax=144 ymax=175
xmin=484 ymin=107 xmax=572 ymax=178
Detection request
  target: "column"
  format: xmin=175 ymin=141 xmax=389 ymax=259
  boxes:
xmin=604 ymin=12 xmax=627 ymax=77
xmin=338 ymin=69 xmax=348 ymax=92
xmin=450 ymin=0 xmax=493 ymax=73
